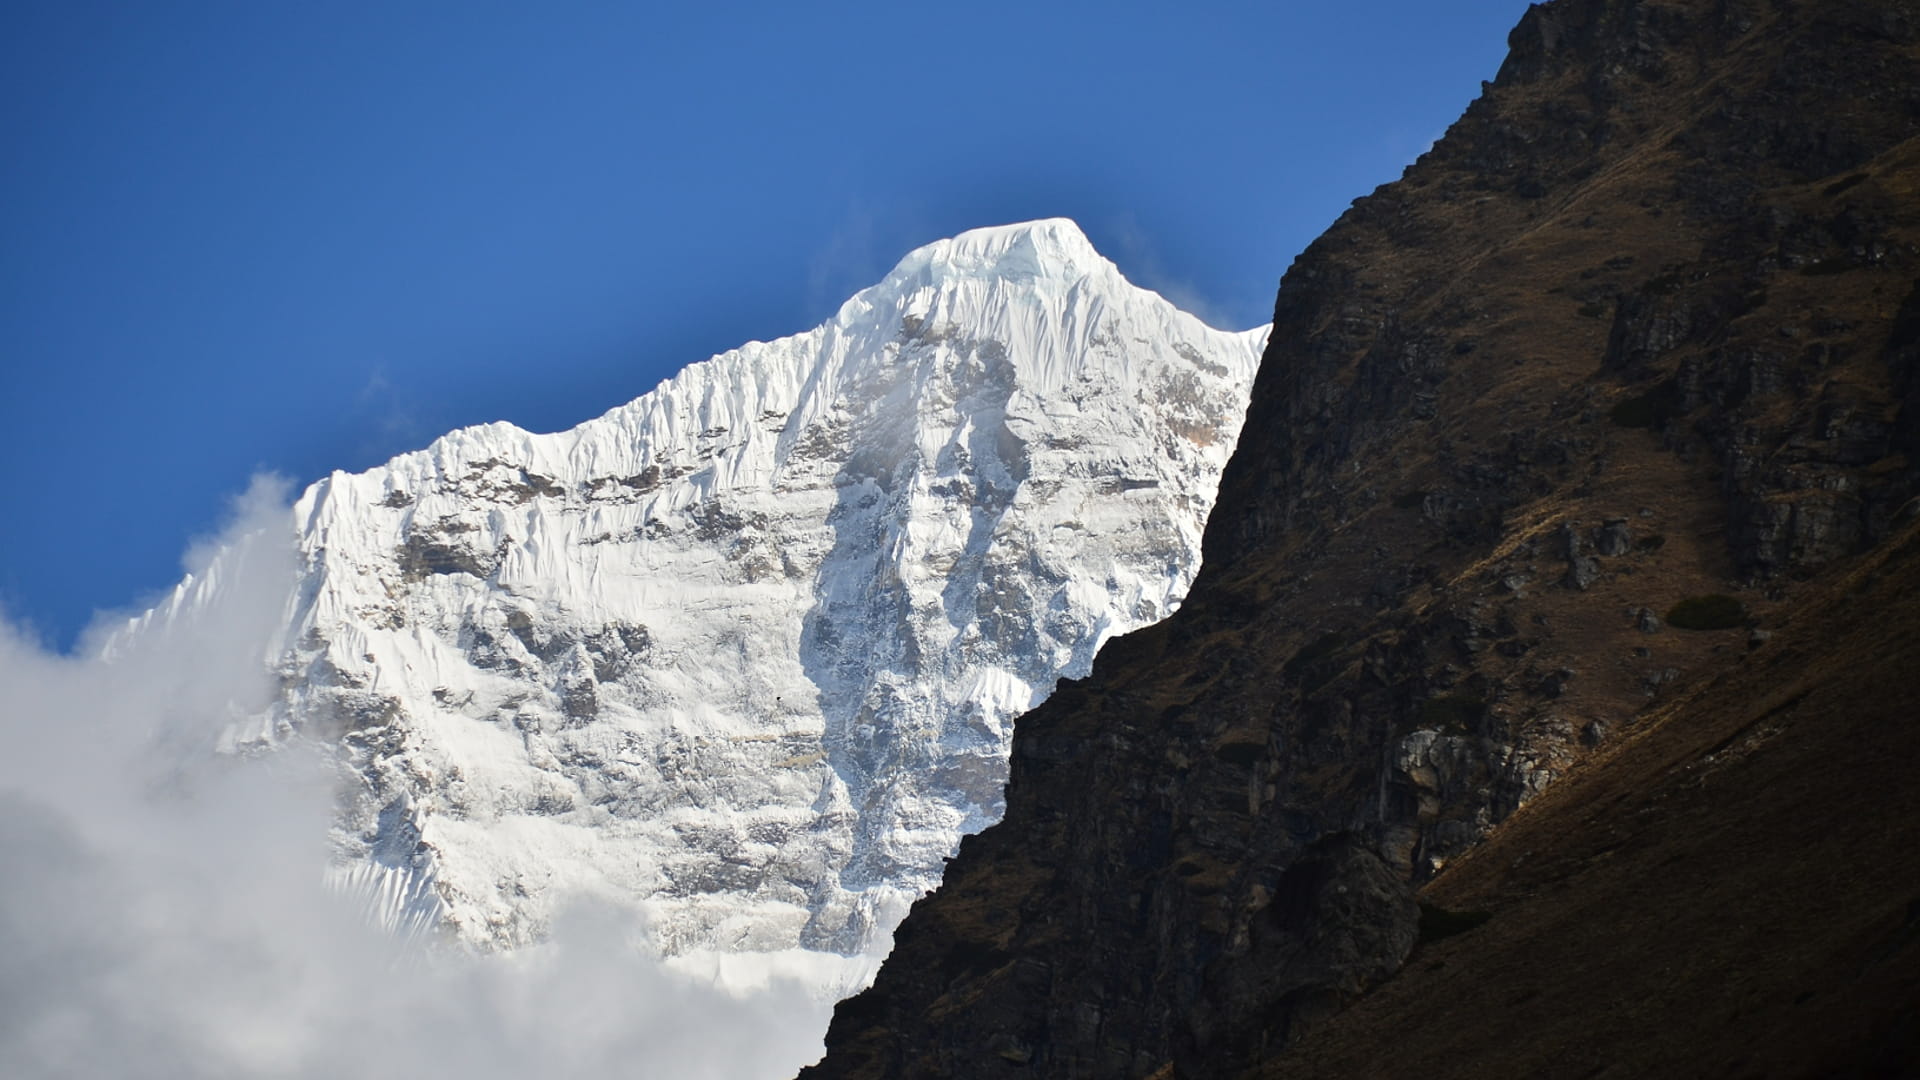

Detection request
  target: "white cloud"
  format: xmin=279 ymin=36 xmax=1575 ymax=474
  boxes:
xmin=0 ymin=475 xmax=837 ymax=1080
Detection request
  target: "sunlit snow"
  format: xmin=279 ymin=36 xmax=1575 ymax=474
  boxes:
xmin=1 ymin=219 xmax=1267 ymax=1078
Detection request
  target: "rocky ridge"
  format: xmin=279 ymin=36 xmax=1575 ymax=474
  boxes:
xmin=803 ymin=0 xmax=1920 ymax=1075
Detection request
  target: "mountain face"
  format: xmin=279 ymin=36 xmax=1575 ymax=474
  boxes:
xmin=221 ymin=220 xmax=1264 ymax=963
xmin=804 ymin=1 xmax=1920 ymax=1075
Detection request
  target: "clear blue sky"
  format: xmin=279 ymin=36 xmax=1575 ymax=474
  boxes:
xmin=2 ymin=1 xmax=1525 ymax=650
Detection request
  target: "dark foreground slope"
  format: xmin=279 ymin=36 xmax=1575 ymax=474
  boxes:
xmin=804 ymin=1 xmax=1920 ymax=1075
xmin=1261 ymin=516 xmax=1920 ymax=1078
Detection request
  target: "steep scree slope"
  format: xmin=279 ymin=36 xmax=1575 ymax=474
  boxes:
xmin=803 ymin=0 xmax=1920 ymax=1075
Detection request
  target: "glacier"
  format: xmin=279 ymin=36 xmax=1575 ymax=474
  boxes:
xmin=141 ymin=218 xmax=1265 ymax=974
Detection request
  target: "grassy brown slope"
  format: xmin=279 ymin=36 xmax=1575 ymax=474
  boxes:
xmin=1265 ymin=526 xmax=1920 ymax=1079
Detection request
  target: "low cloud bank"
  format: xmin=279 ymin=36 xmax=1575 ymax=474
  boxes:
xmin=0 ymin=477 xmax=836 ymax=1079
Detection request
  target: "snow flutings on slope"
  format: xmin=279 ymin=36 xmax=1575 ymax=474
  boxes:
xmin=4 ymin=220 xmax=1265 ymax=1077
xmin=7 ymin=219 xmax=1267 ymax=1076
xmin=258 ymin=219 xmax=1265 ymax=966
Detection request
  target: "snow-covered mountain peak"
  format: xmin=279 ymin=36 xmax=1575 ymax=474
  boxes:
xmin=893 ymin=217 xmax=1102 ymax=284
xmin=828 ymin=218 xmax=1107 ymax=326
xmin=212 ymin=223 xmax=1267 ymax=970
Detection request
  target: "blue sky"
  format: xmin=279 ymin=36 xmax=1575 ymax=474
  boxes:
xmin=2 ymin=1 xmax=1524 ymax=649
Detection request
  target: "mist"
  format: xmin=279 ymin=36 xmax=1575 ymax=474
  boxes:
xmin=0 ymin=477 xmax=836 ymax=1079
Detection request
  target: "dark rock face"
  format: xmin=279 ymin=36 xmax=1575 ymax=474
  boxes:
xmin=397 ymin=521 xmax=499 ymax=581
xmin=1261 ymin=525 xmax=1920 ymax=1079
xmin=803 ymin=1 xmax=1920 ymax=1076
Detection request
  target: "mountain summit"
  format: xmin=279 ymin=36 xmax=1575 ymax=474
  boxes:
xmin=182 ymin=220 xmax=1264 ymax=971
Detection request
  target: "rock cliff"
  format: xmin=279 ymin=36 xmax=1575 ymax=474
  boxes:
xmin=803 ymin=0 xmax=1920 ymax=1074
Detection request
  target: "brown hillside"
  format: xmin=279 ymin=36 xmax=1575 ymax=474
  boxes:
xmin=803 ymin=0 xmax=1920 ymax=1075
xmin=1263 ymin=522 xmax=1920 ymax=1078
